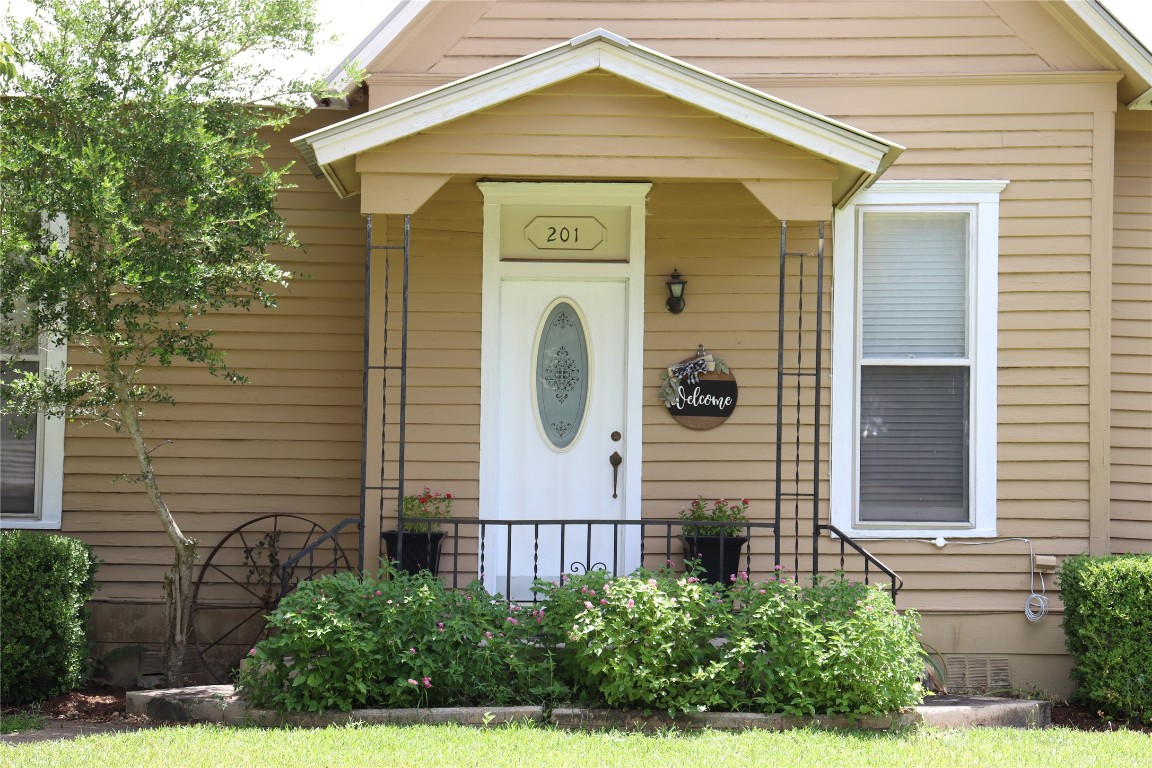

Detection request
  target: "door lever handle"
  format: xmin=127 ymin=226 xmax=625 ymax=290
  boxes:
xmin=609 ymin=451 xmax=622 ymax=499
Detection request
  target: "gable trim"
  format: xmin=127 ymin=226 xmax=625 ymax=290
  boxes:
xmin=294 ymin=29 xmax=904 ymax=205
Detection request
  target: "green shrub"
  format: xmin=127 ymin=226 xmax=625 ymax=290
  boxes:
xmin=242 ymin=566 xmax=924 ymax=716
xmin=535 ymin=569 xmax=747 ymax=714
xmin=729 ymin=572 xmax=924 ymax=716
xmin=1058 ymin=554 xmax=1152 ymax=725
xmin=0 ymin=531 xmax=100 ymax=706
xmin=237 ymin=566 xmax=566 ymax=712
xmin=535 ymin=569 xmax=924 ymax=716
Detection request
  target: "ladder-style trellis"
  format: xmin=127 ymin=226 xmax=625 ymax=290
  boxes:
xmin=774 ymin=220 xmax=826 ymax=575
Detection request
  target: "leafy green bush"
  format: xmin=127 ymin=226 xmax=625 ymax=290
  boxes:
xmin=535 ymin=569 xmax=747 ymax=714
xmin=535 ymin=568 xmax=924 ymax=716
xmin=242 ymin=565 xmax=924 ymax=716
xmin=237 ymin=566 xmax=566 ymax=712
xmin=729 ymin=572 xmax=924 ymax=716
xmin=1058 ymin=554 xmax=1152 ymax=725
xmin=0 ymin=531 xmax=100 ymax=706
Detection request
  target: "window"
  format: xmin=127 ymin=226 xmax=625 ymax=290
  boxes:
xmin=831 ymin=180 xmax=1006 ymax=538
xmin=1 ymin=218 xmax=67 ymax=529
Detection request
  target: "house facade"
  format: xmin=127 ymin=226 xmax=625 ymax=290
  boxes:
xmin=3 ymin=0 xmax=1149 ymax=696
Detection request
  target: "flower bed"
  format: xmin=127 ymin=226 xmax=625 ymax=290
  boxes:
xmin=238 ymin=565 xmax=924 ymax=716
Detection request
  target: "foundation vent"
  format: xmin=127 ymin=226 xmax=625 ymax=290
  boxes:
xmin=944 ymin=655 xmax=1012 ymax=693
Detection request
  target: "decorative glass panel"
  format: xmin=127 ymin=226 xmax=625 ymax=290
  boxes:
xmin=535 ymin=301 xmax=589 ymax=449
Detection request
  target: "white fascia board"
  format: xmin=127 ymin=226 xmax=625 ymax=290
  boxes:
xmin=295 ymin=30 xmax=903 ymax=184
xmin=306 ymin=48 xmax=600 ymax=169
xmin=1066 ymin=0 xmax=1152 ymax=109
xmin=595 ymin=44 xmax=899 ymax=173
xmin=325 ymin=0 xmax=430 ymax=93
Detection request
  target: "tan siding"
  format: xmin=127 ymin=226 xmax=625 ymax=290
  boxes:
xmin=360 ymin=74 xmax=836 ymax=181
xmin=1111 ymin=108 xmax=1152 ymax=554
xmin=426 ymin=0 xmax=1060 ymax=78
xmin=63 ymin=1 xmax=1151 ymax=691
xmin=60 ymin=109 xmax=367 ymax=609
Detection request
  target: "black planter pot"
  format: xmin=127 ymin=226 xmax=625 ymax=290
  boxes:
xmin=382 ymin=530 xmax=445 ymax=576
xmin=680 ymin=534 xmax=749 ymax=585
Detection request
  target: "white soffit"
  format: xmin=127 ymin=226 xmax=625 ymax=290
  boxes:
xmin=293 ymin=29 xmax=904 ymax=200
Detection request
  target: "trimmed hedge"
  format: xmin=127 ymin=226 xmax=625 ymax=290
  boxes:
xmin=1058 ymin=554 xmax=1152 ymax=725
xmin=0 ymin=530 xmax=100 ymax=706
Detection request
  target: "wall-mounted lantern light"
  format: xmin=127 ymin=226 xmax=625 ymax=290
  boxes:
xmin=665 ymin=269 xmax=687 ymax=314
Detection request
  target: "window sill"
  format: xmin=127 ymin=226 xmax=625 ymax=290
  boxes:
xmin=831 ymin=525 xmax=997 ymax=541
xmin=0 ymin=515 xmax=62 ymax=530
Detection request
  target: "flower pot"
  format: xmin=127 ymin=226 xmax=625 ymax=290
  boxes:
xmin=680 ymin=534 xmax=748 ymax=585
xmin=382 ymin=530 xmax=445 ymax=576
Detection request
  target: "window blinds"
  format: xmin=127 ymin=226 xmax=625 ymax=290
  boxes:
xmin=858 ymin=211 xmax=971 ymax=524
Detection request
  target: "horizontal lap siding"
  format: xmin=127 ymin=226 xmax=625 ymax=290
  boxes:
xmin=365 ymin=186 xmax=484 ymax=542
xmin=1110 ymin=109 xmax=1152 ymax=554
xmin=643 ymin=183 xmax=829 ymax=592
xmin=360 ymin=74 xmax=834 ymax=181
xmin=438 ymin=1 xmax=1047 ymax=77
xmin=61 ymin=110 xmax=367 ymax=602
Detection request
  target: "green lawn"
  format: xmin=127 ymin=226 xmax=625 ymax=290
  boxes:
xmin=2 ymin=722 xmax=1150 ymax=768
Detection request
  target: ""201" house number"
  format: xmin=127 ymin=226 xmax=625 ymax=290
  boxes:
xmin=525 ymin=216 xmax=606 ymax=252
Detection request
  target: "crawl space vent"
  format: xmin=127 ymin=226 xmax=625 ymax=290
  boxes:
xmin=944 ymin=655 xmax=1011 ymax=693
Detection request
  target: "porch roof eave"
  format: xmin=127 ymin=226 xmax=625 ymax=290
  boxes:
xmin=292 ymin=28 xmax=904 ymax=208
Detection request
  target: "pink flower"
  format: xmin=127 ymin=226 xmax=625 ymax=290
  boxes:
xmin=506 ymin=617 xmax=519 ymax=625
xmin=422 ymin=677 xmax=432 ymax=689
xmin=407 ymin=678 xmax=418 ymax=686
xmin=375 ymin=590 xmax=382 ymax=596
xmin=484 ymin=631 xmax=493 ymax=639
xmin=409 ymin=647 xmax=416 ymax=654
xmin=600 ymin=599 xmax=607 ymax=605
xmin=584 ymin=601 xmax=593 ymax=609
xmin=437 ymin=622 xmax=444 ymax=632
xmin=247 ymin=648 xmax=257 ymax=656
xmin=626 ymin=599 xmax=634 ymax=609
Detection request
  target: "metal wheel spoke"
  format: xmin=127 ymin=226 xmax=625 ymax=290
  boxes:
xmin=197 ymin=606 xmax=266 ymax=653
xmin=191 ymin=514 xmax=335 ymax=683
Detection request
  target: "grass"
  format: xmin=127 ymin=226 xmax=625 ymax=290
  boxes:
xmin=2 ymin=722 xmax=1150 ymax=767
xmin=0 ymin=710 xmax=45 ymax=735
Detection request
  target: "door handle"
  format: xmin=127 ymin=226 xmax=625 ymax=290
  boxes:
xmin=609 ymin=451 xmax=622 ymax=499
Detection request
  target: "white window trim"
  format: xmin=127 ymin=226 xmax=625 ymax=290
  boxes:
xmin=2 ymin=215 xmax=67 ymax=530
xmin=831 ymin=180 xmax=1007 ymax=539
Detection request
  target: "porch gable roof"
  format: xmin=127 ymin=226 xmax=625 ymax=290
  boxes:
xmin=293 ymin=28 xmax=904 ymax=207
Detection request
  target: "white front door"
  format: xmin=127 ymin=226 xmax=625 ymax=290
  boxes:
xmin=489 ymin=279 xmax=629 ymax=596
xmin=479 ymin=183 xmax=649 ymax=599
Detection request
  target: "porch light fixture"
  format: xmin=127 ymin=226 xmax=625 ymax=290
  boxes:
xmin=665 ymin=270 xmax=687 ymax=314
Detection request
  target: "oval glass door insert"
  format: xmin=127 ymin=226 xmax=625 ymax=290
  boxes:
xmin=534 ymin=300 xmax=589 ymax=450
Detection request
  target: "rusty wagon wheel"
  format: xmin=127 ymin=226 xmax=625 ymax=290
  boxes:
xmin=190 ymin=514 xmax=329 ymax=684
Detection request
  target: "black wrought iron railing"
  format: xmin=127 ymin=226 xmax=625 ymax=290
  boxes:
xmin=374 ymin=517 xmax=902 ymax=602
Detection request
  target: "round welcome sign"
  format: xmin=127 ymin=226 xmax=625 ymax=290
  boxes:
xmin=661 ymin=351 xmax=738 ymax=430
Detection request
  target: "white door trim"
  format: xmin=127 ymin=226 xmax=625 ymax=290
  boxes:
xmin=478 ymin=182 xmax=651 ymax=582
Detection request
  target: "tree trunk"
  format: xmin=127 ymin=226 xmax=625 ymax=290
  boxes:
xmin=112 ymin=374 xmax=196 ymax=688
